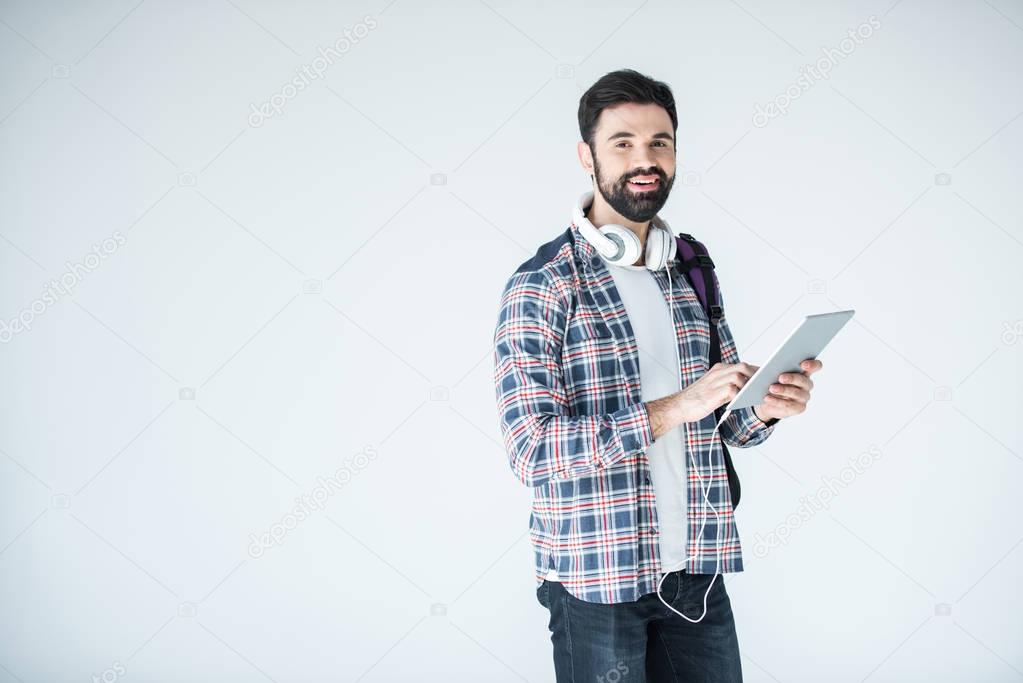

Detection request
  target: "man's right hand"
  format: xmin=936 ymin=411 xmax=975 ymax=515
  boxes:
xmin=675 ymin=362 xmax=757 ymax=423
xmin=646 ymin=362 xmax=758 ymax=440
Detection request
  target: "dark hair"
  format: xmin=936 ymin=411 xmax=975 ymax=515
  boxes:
xmin=577 ymin=69 xmax=678 ymax=149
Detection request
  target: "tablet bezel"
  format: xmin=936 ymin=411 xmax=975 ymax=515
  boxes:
xmin=716 ymin=309 xmax=855 ymax=426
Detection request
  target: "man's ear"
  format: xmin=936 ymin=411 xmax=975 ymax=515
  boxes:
xmin=577 ymin=140 xmax=594 ymax=177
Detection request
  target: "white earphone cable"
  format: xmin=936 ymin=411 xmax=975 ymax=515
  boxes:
xmin=655 ymin=259 xmax=725 ymax=623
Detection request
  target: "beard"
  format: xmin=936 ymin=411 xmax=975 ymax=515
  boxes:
xmin=593 ymin=153 xmax=674 ymax=223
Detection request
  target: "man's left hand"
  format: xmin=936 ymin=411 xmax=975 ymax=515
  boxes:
xmin=753 ymin=359 xmax=823 ymax=423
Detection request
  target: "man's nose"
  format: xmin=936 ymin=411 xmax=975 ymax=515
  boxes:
xmin=630 ymin=156 xmax=660 ymax=176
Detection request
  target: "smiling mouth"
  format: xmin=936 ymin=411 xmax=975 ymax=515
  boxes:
xmin=628 ymin=177 xmax=660 ymax=192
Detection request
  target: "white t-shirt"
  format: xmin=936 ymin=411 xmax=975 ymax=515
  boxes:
xmin=546 ymin=254 xmax=687 ymax=581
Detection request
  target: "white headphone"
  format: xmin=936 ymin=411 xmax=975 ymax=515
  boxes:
xmin=572 ymin=191 xmax=677 ymax=269
xmin=574 ymin=188 xmax=725 ymax=624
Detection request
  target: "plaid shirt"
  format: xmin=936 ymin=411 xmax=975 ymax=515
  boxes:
xmin=492 ymin=220 xmax=777 ymax=604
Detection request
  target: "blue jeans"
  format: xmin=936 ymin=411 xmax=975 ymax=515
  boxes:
xmin=535 ymin=571 xmax=743 ymax=682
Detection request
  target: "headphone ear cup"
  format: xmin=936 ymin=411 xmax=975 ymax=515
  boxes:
xmin=644 ymin=225 xmax=675 ymax=270
xmin=600 ymin=225 xmax=642 ymax=266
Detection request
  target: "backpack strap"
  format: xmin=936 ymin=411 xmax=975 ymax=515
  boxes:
xmin=674 ymin=232 xmax=722 ymax=325
xmin=673 ymin=232 xmax=742 ymax=509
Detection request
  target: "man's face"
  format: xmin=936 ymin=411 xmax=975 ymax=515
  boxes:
xmin=589 ymin=103 xmax=676 ymax=222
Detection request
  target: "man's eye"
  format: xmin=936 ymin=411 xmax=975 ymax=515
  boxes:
xmin=616 ymin=141 xmax=669 ymax=148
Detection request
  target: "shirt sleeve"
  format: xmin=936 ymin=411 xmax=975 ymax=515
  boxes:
xmin=714 ymin=281 xmax=777 ymax=448
xmin=493 ymin=269 xmax=654 ymax=488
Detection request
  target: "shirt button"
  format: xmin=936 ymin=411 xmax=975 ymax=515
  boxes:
xmin=644 ymin=477 xmax=651 ymax=485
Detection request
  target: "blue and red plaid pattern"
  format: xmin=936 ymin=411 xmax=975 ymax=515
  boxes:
xmin=493 ymin=221 xmax=776 ymax=604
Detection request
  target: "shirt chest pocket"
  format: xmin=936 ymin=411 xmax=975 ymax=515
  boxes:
xmin=562 ymin=323 xmax=622 ymax=396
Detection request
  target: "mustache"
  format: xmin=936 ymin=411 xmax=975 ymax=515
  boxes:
xmin=623 ymin=170 xmax=667 ymax=183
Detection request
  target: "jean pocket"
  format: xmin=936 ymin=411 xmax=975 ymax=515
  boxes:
xmin=536 ymin=579 xmax=551 ymax=609
xmin=672 ymin=573 xmax=723 ymax=619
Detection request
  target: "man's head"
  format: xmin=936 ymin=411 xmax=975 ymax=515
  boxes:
xmin=577 ymin=69 xmax=678 ymax=223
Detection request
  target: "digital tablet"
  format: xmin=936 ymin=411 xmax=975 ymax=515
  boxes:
xmin=716 ymin=310 xmax=855 ymax=427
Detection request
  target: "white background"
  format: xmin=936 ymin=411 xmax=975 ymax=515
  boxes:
xmin=1 ymin=0 xmax=1021 ymax=681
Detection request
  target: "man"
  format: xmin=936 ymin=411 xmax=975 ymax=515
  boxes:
xmin=492 ymin=69 xmax=823 ymax=682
